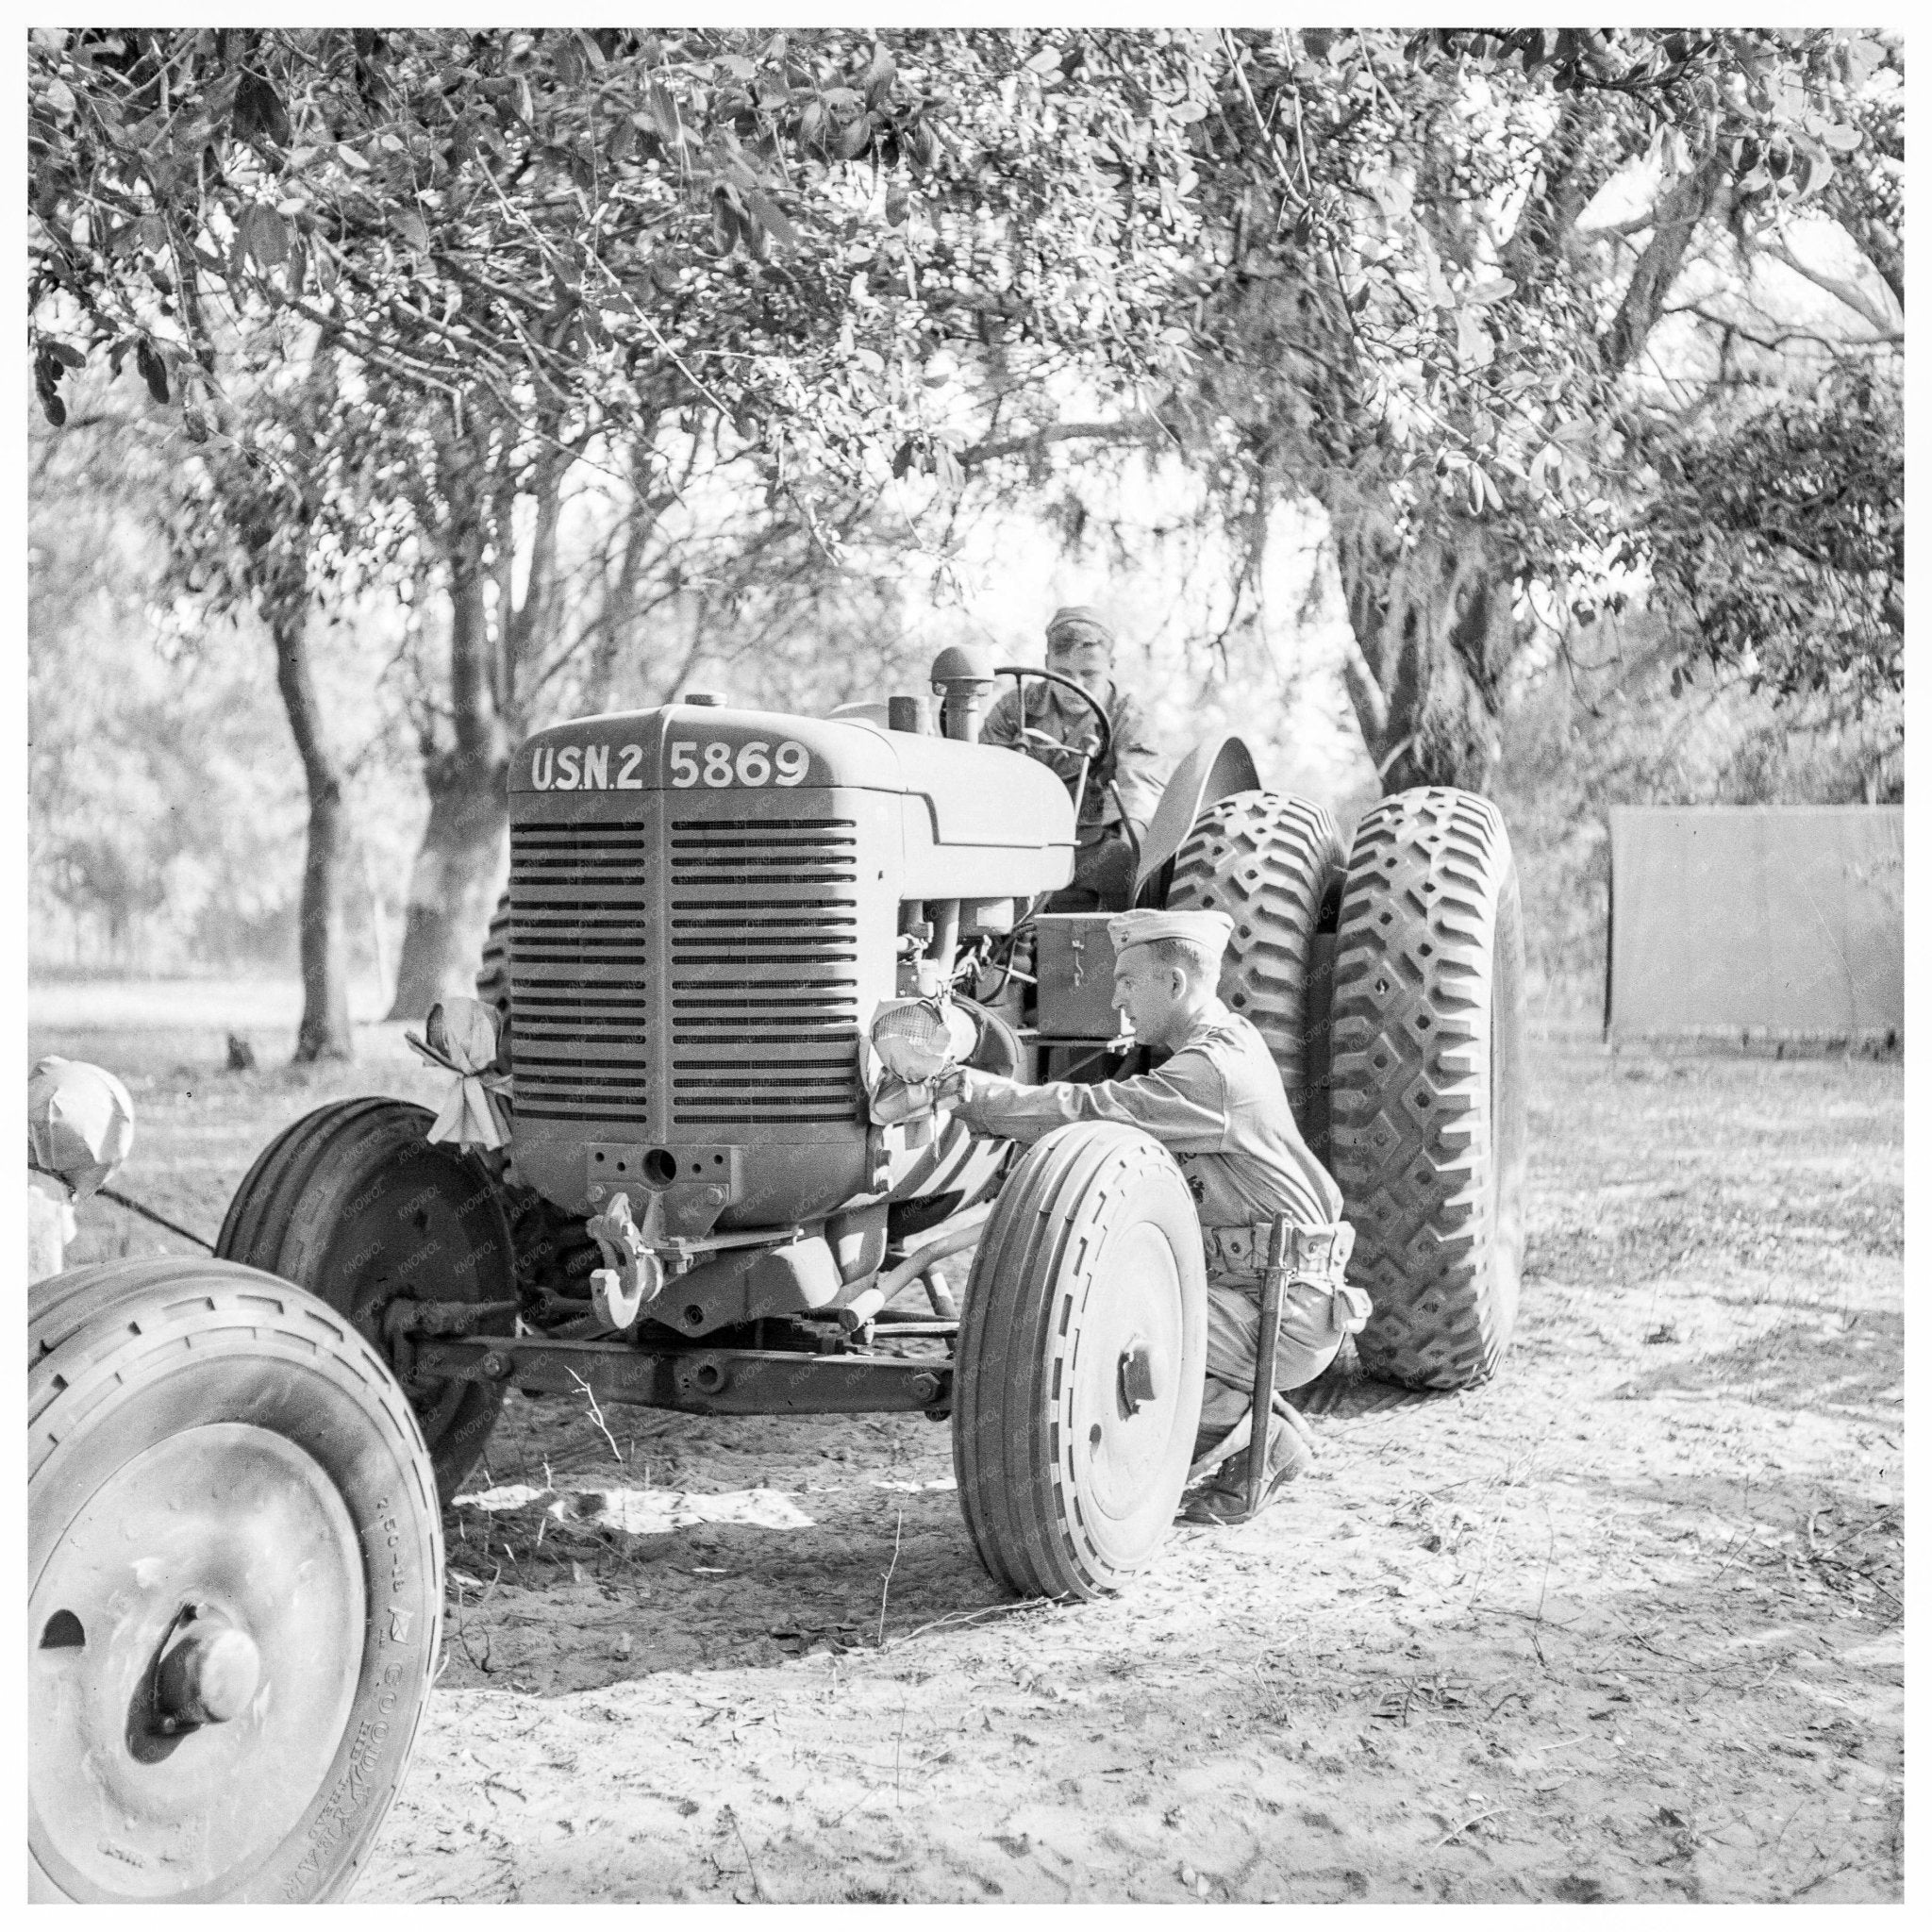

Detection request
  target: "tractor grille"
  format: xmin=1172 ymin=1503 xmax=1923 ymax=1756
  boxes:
xmin=507 ymin=821 xmax=651 ymax=1126
xmin=667 ymin=817 xmax=861 ymax=1126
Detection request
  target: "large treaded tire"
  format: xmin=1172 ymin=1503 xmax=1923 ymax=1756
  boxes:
xmin=216 ymin=1098 xmax=514 ymax=1502
xmin=1168 ymin=790 xmax=1346 ymax=1144
xmin=953 ymin=1123 xmax=1206 ymax=1600
xmin=1328 ymin=788 xmax=1527 ymax=1391
xmin=476 ymin=891 xmax=511 ymax=1032
xmin=29 ymin=1258 xmax=441 ymax=1902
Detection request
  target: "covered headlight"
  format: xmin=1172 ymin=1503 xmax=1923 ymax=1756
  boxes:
xmin=28 ymin=1056 xmax=135 ymax=1201
xmin=869 ymin=998 xmax=978 ymax=1083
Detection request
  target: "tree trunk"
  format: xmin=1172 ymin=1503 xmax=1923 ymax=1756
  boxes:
xmin=272 ymin=608 xmax=356 ymax=1061
xmin=1329 ymin=491 xmax=1520 ymax=795
xmin=382 ymin=750 xmax=509 ymax=1022
xmin=383 ymin=509 xmax=513 ymax=1021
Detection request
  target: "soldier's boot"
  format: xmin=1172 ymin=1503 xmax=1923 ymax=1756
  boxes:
xmin=1178 ymin=1408 xmax=1316 ymax=1526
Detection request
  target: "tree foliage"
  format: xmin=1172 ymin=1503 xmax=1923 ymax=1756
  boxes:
xmin=29 ymin=25 xmax=1903 ymax=816
xmin=950 ymin=27 xmax=1904 ymax=775
xmin=25 ymin=27 xmax=1194 ymax=502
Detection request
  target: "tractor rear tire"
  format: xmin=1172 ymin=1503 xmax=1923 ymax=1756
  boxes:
xmin=216 ymin=1097 xmax=515 ymax=1502
xmin=1328 ymin=788 xmax=1527 ymax=1391
xmin=29 ymin=1258 xmax=441 ymax=1902
xmin=476 ymin=891 xmax=512 ymax=1035
xmin=953 ymin=1123 xmax=1207 ymax=1600
xmin=1168 ymin=790 xmax=1346 ymax=1147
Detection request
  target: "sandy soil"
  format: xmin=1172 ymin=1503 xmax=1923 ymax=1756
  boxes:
xmin=33 ymin=993 xmax=1905 ymax=1904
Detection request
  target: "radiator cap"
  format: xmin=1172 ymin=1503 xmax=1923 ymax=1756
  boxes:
xmin=682 ymin=689 xmax=726 ymax=707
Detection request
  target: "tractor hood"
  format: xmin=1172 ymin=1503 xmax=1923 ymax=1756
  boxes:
xmin=512 ymin=703 xmax=1075 ymax=899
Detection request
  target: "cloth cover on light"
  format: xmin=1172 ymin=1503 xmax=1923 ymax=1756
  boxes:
xmin=405 ymin=997 xmax=511 ymax=1151
xmin=28 ymin=1056 xmax=136 ymax=1199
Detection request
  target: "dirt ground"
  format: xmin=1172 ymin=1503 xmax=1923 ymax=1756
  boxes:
xmin=33 ymin=981 xmax=1905 ymax=1904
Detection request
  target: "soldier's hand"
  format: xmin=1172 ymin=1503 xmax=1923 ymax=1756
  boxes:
xmin=938 ymin=1065 xmax=1001 ymax=1108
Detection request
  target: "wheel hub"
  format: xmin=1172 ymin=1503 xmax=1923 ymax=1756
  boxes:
xmin=30 ymin=1423 xmax=365 ymax=1900
xmin=154 ymin=1615 xmax=262 ymax=1731
xmin=1070 ymin=1222 xmax=1188 ymax=1524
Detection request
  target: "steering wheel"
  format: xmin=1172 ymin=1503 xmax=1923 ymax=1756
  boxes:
xmin=993 ymin=665 xmax=1113 ymax=778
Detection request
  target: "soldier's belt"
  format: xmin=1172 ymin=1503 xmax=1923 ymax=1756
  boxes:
xmin=1204 ymin=1219 xmax=1356 ymax=1282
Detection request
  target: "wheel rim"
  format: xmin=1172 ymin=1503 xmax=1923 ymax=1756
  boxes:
xmin=30 ymin=1423 xmax=365 ymax=1899
xmin=312 ymin=1139 xmax=511 ymax=1440
xmin=1065 ymin=1219 xmax=1192 ymax=1562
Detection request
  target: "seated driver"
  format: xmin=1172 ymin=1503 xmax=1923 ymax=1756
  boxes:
xmin=981 ymin=605 xmax=1162 ymax=913
xmin=938 ymin=908 xmax=1368 ymax=1524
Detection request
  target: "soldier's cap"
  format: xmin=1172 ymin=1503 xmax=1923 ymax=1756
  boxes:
xmin=1045 ymin=605 xmax=1114 ymax=650
xmin=1107 ymin=908 xmax=1235 ymax=961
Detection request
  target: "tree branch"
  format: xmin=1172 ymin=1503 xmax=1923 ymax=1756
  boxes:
xmin=1600 ymin=158 xmax=1725 ymax=375
xmin=1758 ymin=238 xmax=1901 ymax=338
xmin=958 ymin=416 xmax=1166 ymax=472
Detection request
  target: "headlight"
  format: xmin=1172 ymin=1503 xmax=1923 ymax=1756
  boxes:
xmin=870 ymin=998 xmax=978 ymax=1082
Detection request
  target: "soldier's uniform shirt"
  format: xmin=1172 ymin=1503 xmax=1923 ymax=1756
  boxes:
xmin=949 ymin=998 xmax=1352 ymax=1400
xmin=981 ymin=678 xmax=1163 ymax=834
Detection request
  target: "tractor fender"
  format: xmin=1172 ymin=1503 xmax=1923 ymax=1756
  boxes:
xmin=1132 ymin=735 xmax=1263 ymax=907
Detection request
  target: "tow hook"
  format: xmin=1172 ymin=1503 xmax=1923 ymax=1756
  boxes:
xmin=585 ymin=1191 xmax=667 ymax=1328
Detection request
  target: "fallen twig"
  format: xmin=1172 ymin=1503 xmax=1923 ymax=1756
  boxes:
xmin=897 ymin=1600 xmax=1043 ymax=1646
xmin=876 ymin=1506 xmax=905 ymax=1648
xmin=1431 ymin=1803 xmax=1505 ymax=1850
xmin=724 ymin=1807 xmax=767 ymax=1902
xmin=566 ymin=1367 xmax=625 ymax=1464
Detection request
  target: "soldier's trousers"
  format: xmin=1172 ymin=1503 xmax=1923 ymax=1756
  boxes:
xmin=1196 ymin=1273 xmax=1348 ymax=1438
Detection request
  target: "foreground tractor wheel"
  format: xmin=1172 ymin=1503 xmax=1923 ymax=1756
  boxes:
xmin=954 ymin=1124 xmax=1206 ymax=1600
xmin=29 ymin=1259 xmax=441 ymax=1902
xmin=1168 ymin=789 xmax=1346 ymax=1148
xmin=217 ymin=1097 xmax=516 ymax=1501
xmin=1328 ymin=788 xmax=1528 ymax=1391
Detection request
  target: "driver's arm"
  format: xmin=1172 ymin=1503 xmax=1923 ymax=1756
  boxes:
xmin=979 ymin=687 xmax=1024 ymax=751
xmin=1104 ymin=690 xmax=1164 ymax=833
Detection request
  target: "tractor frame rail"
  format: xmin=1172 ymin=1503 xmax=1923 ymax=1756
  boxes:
xmin=417 ymin=1333 xmax=955 ymax=1417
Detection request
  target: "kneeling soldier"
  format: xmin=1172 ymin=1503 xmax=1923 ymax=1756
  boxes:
xmin=940 ymin=908 xmax=1368 ymax=1524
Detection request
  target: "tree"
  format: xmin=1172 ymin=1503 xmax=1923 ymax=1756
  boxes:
xmin=31 ymin=26 xmax=1903 ymax=837
xmin=30 ymin=26 xmax=1207 ymax=1002
xmin=158 ymin=341 xmax=368 ymax=1058
xmin=940 ymin=28 xmax=1902 ymax=790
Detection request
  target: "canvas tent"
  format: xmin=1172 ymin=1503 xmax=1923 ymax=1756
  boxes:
xmin=1607 ymin=806 xmax=1903 ymax=1044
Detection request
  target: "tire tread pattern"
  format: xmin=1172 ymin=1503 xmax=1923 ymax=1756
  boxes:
xmin=1167 ymin=791 xmax=1345 ymax=1136
xmin=214 ymin=1099 xmax=510 ymax=1499
xmin=1327 ymin=787 xmax=1525 ymax=1391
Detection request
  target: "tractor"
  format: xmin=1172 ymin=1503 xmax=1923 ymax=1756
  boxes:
xmin=28 ymin=647 xmax=1525 ymax=1900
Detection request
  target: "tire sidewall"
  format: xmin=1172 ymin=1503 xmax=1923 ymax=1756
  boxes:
xmin=29 ymin=1274 xmax=441 ymax=1904
xmin=955 ymin=1124 xmax=1207 ymax=1597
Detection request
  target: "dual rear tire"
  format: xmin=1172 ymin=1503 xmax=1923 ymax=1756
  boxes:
xmin=1165 ymin=783 xmax=1526 ymax=1393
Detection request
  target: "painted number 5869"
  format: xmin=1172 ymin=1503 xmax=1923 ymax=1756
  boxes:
xmin=669 ymin=740 xmax=809 ymax=789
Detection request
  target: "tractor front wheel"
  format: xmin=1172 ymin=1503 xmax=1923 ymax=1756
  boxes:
xmin=217 ymin=1097 xmax=516 ymax=1501
xmin=29 ymin=1259 xmax=441 ymax=1902
xmin=953 ymin=1123 xmax=1207 ymax=1599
